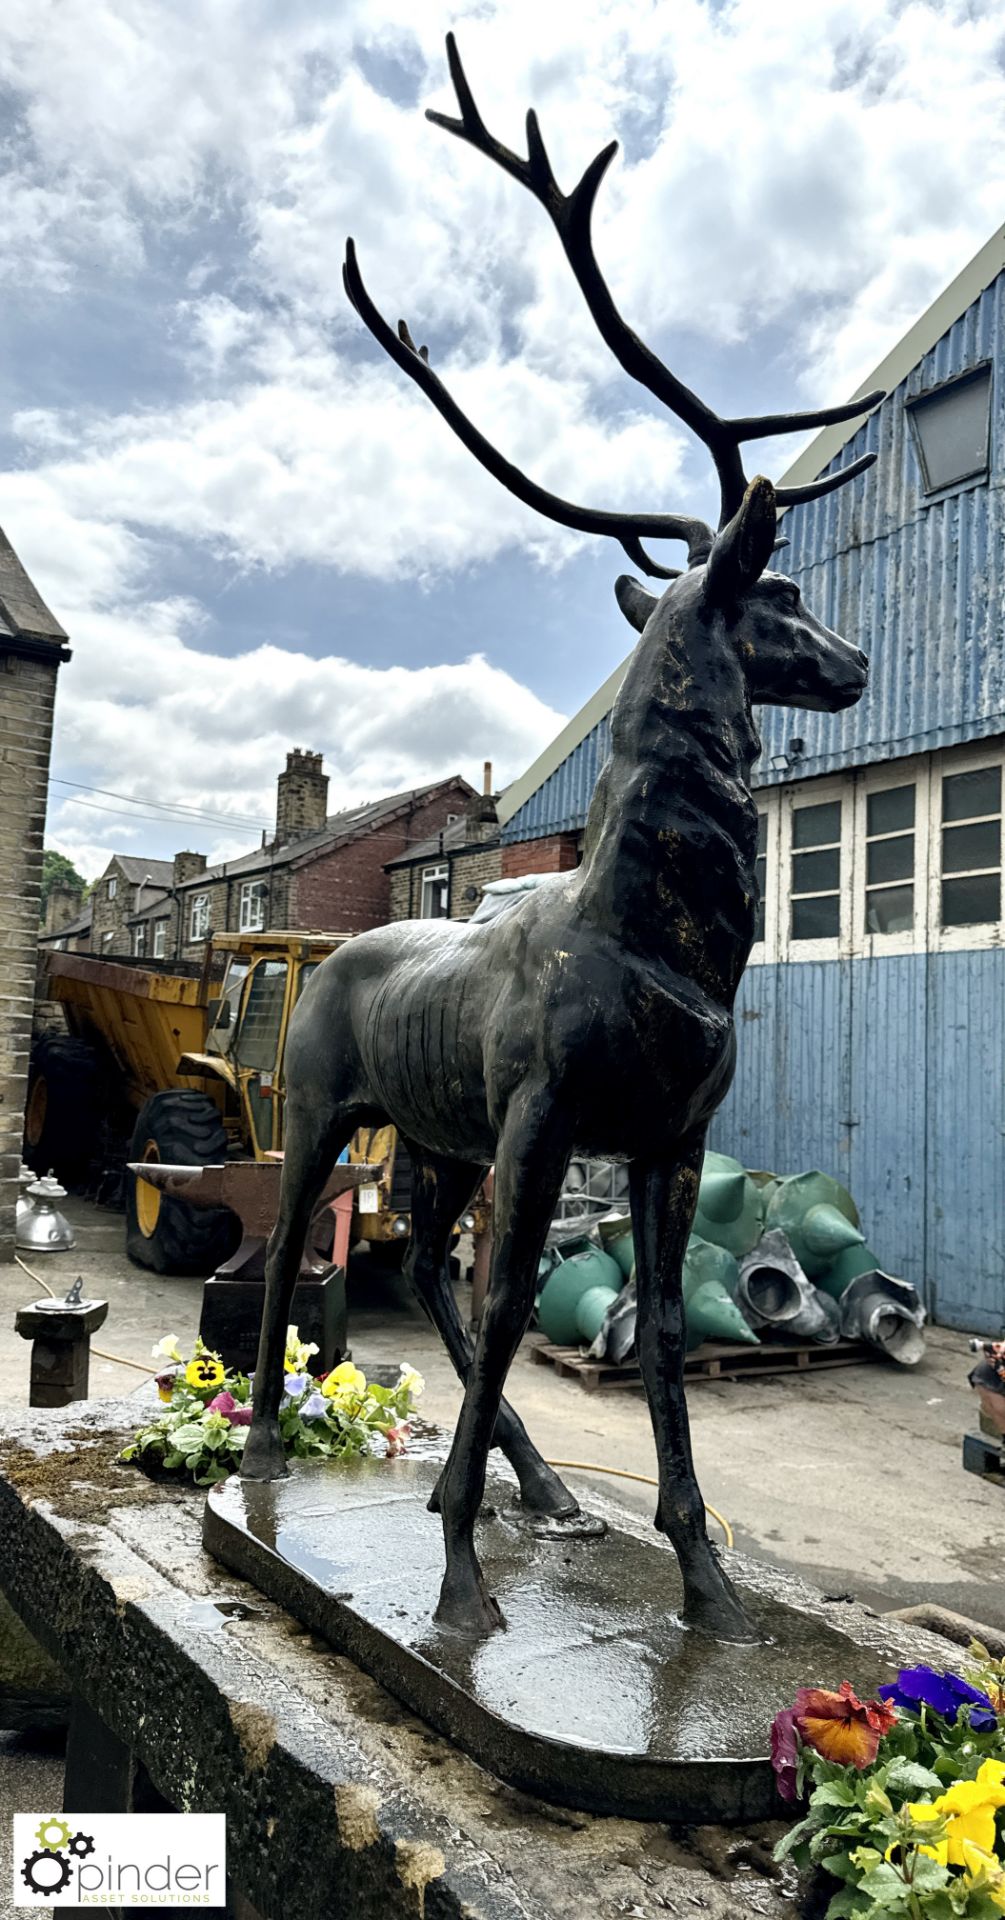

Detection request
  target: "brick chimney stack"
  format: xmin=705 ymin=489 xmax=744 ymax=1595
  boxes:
xmin=473 ymin=759 xmax=498 ymax=835
xmin=172 ymin=851 xmax=207 ymax=887
xmin=275 ymin=749 xmax=329 ymax=847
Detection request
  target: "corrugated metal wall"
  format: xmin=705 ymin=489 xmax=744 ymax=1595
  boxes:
xmin=499 ymin=265 xmax=1005 ymax=1333
xmin=712 ymin=951 xmax=1005 ymax=1333
xmin=503 ymin=265 xmax=1005 ymax=843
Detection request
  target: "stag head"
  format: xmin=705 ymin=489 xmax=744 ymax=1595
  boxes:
xmin=344 ymin=33 xmax=881 ymax=602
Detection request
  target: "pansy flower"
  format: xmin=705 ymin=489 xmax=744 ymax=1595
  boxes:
xmin=185 ymin=1353 xmax=225 ymax=1391
xmin=792 ymin=1682 xmax=897 ymax=1770
xmin=879 ymin=1664 xmax=997 ymax=1730
xmin=904 ymin=1762 xmax=1005 ymax=1868
xmin=769 ymin=1705 xmax=801 ymax=1802
xmin=206 ymin=1389 xmax=252 ymax=1427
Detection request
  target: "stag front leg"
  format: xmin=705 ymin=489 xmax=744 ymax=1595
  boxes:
xmin=630 ymin=1143 xmax=756 ymax=1643
xmin=434 ymin=1090 xmax=569 ymax=1634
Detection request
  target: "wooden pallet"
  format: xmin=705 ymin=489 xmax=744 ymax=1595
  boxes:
xmin=528 ymin=1335 xmax=880 ymax=1391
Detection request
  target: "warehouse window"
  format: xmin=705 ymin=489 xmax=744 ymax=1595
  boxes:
xmin=190 ymin=894 xmax=209 ymax=941
xmin=753 ymin=812 xmax=768 ymax=944
xmin=790 ymin=799 xmax=842 ymax=940
xmin=865 ymin=784 xmax=915 ymax=933
xmin=239 ymin=880 xmax=266 ymax=931
xmin=907 ymin=364 xmax=991 ymax=496
xmin=420 ymin=863 xmax=448 ymax=919
xmin=940 ymin=764 xmax=1001 ymax=927
xmin=153 ymin=922 xmax=166 ymax=959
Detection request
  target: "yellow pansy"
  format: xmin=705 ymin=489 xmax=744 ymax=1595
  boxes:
xmin=399 ymin=1366 xmax=425 ymax=1400
xmin=906 ymin=1761 xmax=1005 ymax=1869
xmin=899 ymin=1802 xmax=948 ymax=1866
xmin=322 ymin=1362 xmax=367 ymax=1400
xmin=185 ymin=1354 xmax=225 ymax=1391
xmin=152 ymin=1334 xmax=182 ymax=1363
xmin=961 ymin=1839 xmax=1005 ymax=1911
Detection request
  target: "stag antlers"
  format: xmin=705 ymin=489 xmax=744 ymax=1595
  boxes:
xmin=344 ymin=33 xmax=883 ymax=578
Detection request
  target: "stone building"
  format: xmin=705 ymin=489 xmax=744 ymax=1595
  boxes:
xmin=0 ymin=525 xmax=70 ymax=1259
xmin=123 ymin=752 xmax=477 ymax=958
xmin=386 ymin=764 xmax=501 ymax=922
xmin=88 ymin=854 xmax=175 ymax=957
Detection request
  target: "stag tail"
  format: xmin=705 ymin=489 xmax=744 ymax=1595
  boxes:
xmin=344 ymin=34 xmax=884 ymax=577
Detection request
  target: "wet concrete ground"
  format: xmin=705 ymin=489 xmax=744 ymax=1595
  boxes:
xmin=1 ymin=1193 xmax=1001 ymax=1827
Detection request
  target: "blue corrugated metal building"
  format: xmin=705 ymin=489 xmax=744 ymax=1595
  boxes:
xmin=498 ymin=228 xmax=1005 ymax=1332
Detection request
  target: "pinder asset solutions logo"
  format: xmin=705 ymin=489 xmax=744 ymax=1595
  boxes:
xmin=13 ymin=1813 xmax=226 ymax=1907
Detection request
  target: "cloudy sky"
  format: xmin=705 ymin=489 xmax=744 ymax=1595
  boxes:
xmin=4 ymin=0 xmax=1005 ymax=877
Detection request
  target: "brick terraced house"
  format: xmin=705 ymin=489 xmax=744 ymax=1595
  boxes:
xmin=386 ymin=763 xmax=501 ymax=922
xmin=120 ymin=752 xmax=477 ymax=959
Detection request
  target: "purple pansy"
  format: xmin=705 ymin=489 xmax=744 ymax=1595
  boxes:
xmin=283 ymin=1374 xmax=310 ymax=1398
xmin=301 ymin=1391 xmax=328 ymax=1420
xmin=207 ymin=1390 xmax=253 ymax=1428
xmin=769 ymin=1705 xmax=801 ymax=1803
xmin=878 ymin=1664 xmax=997 ymax=1730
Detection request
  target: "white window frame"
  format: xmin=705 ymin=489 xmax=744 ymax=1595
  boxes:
xmin=928 ymin=741 xmax=1005 ymax=954
xmin=153 ymin=921 xmax=166 ymax=959
xmin=748 ymin=794 xmax=782 ymax=965
xmin=189 ymin=893 xmax=210 ymax=941
xmin=239 ymin=880 xmax=266 ymax=932
xmin=133 ymin=922 xmax=147 ymax=957
xmin=853 ymin=757 xmax=930 ymax=960
xmin=420 ymin=863 xmax=449 ymax=919
xmin=779 ymin=777 xmax=852 ymax=961
xmin=107 ymin=875 xmax=117 ymax=900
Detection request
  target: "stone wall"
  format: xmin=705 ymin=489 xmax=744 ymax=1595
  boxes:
xmin=449 ymin=844 xmax=501 ymax=919
xmin=0 ymin=655 xmax=57 ymax=1257
xmin=89 ymin=861 xmax=137 ymax=955
xmin=388 ymin=868 xmax=413 ymax=922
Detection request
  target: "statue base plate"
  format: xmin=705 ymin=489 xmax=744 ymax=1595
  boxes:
xmin=204 ymin=1456 xmax=889 ymax=1824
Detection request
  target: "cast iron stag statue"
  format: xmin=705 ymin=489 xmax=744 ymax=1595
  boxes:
xmin=243 ymin=36 xmax=880 ymax=1644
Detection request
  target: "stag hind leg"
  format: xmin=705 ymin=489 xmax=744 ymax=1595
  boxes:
xmin=434 ymin=1089 xmax=570 ymax=1634
xmin=242 ymin=1092 xmax=358 ymax=1482
xmin=403 ymin=1144 xmax=581 ymax=1521
xmin=629 ymin=1143 xmax=756 ymax=1642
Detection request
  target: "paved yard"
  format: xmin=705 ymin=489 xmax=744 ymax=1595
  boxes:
xmin=3 ymin=1194 xmax=999 ymax=1626
xmin=2 ymin=1193 xmax=1001 ymax=1828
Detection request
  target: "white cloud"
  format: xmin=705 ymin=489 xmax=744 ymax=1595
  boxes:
xmin=3 ymin=0 xmax=1005 ymax=851
xmin=43 ymin=602 xmax=564 ymax=879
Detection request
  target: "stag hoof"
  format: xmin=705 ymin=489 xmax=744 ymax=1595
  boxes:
xmin=240 ymin=1420 xmax=288 ymax=1483
xmin=434 ymin=1563 xmax=504 ymax=1635
xmin=516 ymin=1458 xmax=583 ymax=1521
xmin=683 ymin=1570 xmax=760 ymax=1645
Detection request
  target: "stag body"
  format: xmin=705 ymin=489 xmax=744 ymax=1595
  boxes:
xmin=243 ymin=34 xmax=880 ymax=1645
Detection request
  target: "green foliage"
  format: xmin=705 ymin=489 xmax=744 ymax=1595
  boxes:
xmin=40 ymin=848 xmax=88 ymax=921
xmin=774 ymin=1658 xmax=1005 ymax=1919
xmin=121 ymin=1332 xmax=424 ymax=1487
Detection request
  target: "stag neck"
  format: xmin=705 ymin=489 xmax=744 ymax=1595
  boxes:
xmin=576 ymin=584 xmax=761 ymax=1003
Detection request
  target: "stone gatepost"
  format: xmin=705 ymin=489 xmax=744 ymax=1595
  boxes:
xmin=0 ymin=526 xmax=69 ymax=1262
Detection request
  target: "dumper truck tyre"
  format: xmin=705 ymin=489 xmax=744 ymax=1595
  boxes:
xmin=24 ymin=1035 xmax=105 ymax=1182
xmin=126 ymin=1091 xmax=241 ymax=1276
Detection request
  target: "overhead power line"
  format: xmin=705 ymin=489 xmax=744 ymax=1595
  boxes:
xmin=50 ymin=776 xmax=268 ymax=833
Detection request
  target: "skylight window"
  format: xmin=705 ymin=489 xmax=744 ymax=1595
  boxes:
xmin=907 ymin=363 xmax=991 ymax=496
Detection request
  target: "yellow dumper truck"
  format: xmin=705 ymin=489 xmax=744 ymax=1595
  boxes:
xmin=27 ymin=932 xmax=436 ymax=1274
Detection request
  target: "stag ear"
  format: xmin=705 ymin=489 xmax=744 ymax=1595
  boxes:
xmin=704 ymin=476 xmax=778 ymax=609
xmin=615 ymin=574 xmax=659 ymax=633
